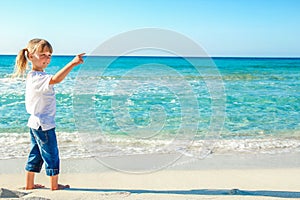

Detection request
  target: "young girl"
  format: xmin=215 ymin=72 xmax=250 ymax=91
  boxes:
xmin=14 ymin=38 xmax=84 ymax=190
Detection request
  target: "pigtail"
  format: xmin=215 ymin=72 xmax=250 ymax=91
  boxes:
xmin=13 ymin=48 xmax=29 ymax=78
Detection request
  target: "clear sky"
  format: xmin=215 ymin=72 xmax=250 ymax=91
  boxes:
xmin=1 ymin=0 xmax=299 ymax=57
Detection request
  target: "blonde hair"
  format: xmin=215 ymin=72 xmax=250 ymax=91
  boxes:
xmin=13 ymin=39 xmax=53 ymax=78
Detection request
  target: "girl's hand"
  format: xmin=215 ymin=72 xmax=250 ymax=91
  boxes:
xmin=71 ymin=53 xmax=85 ymax=66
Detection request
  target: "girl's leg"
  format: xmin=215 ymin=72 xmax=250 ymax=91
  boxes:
xmin=25 ymin=128 xmax=44 ymax=190
xmin=25 ymin=171 xmax=45 ymax=189
xmin=33 ymin=128 xmax=69 ymax=190
xmin=50 ymin=175 xmax=70 ymax=190
xmin=25 ymin=171 xmax=34 ymax=189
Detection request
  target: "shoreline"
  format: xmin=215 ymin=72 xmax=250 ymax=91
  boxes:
xmin=1 ymin=152 xmax=300 ymax=199
xmin=1 ymin=152 xmax=300 ymax=174
xmin=1 ymin=131 xmax=300 ymax=160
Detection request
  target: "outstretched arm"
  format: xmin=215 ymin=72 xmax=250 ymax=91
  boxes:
xmin=49 ymin=53 xmax=85 ymax=85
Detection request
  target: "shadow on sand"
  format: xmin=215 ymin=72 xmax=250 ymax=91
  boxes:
xmin=67 ymin=188 xmax=300 ymax=198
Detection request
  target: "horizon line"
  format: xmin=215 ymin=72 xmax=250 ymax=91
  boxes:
xmin=1 ymin=54 xmax=300 ymax=59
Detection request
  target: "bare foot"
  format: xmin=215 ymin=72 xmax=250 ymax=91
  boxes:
xmin=25 ymin=184 xmax=45 ymax=190
xmin=51 ymin=184 xmax=70 ymax=190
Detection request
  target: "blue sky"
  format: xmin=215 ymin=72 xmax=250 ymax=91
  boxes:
xmin=1 ymin=0 xmax=299 ymax=57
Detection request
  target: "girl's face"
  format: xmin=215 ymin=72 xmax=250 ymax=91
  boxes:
xmin=29 ymin=50 xmax=52 ymax=71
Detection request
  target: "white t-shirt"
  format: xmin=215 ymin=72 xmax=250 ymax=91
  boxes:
xmin=25 ymin=71 xmax=56 ymax=131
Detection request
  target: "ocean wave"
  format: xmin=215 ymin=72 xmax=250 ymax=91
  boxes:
xmin=0 ymin=132 xmax=89 ymax=160
xmin=1 ymin=132 xmax=299 ymax=160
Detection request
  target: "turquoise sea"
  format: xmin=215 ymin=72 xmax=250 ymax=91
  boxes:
xmin=0 ymin=55 xmax=299 ymax=159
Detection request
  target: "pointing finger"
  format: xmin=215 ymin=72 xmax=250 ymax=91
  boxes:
xmin=78 ymin=53 xmax=86 ymax=57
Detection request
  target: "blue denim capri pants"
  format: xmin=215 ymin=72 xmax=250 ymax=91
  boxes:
xmin=25 ymin=127 xmax=60 ymax=176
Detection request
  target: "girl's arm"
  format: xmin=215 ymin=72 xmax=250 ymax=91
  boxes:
xmin=49 ymin=53 xmax=85 ymax=85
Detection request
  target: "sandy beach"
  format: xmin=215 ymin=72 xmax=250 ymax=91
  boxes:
xmin=1 ymin=0 xmax=300 ymax=199
xmin=1 ymin=153 xmax=300 ymax=199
